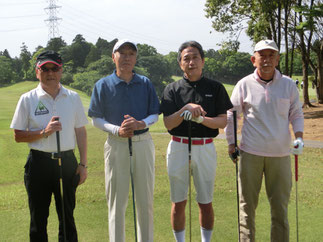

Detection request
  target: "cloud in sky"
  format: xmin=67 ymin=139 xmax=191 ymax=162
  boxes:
xmin=0 ymin=0 xmax=253 ymax=58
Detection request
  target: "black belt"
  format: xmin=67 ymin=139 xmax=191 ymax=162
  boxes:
xmin=134 ymin=128 xmax=148 ymax=135
xmin=31 ymin=149 xmax=74 ymax=159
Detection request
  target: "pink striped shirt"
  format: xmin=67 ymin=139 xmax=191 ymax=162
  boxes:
xmin=225 ymin=69 xmax=304 ymax=157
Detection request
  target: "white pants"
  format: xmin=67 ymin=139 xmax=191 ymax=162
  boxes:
xmin=104 ymin=132 xmax=155 ymax=242
xmin=166 ymin=138 xmax=217 ymax=204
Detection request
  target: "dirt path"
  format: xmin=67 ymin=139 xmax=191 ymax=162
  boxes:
xmin=302 ymin=103 xmax=323 ymax=141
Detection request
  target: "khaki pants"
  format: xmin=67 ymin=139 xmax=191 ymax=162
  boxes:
xmin=104 ymin=132 xmax=155 ymax=242
xmin=239 ymin=151 xmax=292 ymax=242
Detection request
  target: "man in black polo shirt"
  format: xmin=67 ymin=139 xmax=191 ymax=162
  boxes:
xmin=160 ymin=41 xmax=232 ymax=242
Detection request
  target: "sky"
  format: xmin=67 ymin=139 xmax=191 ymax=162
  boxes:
xmin=0 ymin=0 xmax=254 ymax=58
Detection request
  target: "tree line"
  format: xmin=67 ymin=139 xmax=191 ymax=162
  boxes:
xmin=0 ymin=33 xmax=314 ymax=98
xmin=205 ymin=0 xmax=323 ymax=105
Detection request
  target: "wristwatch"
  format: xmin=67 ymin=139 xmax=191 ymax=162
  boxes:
xmin=79 ymin=163 xmax=88 ymax=168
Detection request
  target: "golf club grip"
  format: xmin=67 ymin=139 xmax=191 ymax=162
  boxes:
xmin=233 ymin=110 xmax=237 ymax=147
xmin=188 ymin=120 xmax=192 ymax=153
xmin=56 ymin=131 xmax=61 ymax=153
xmin=128 ymin=138 xmax=132 ymax=156
xmin=295 ymin=155 xmax=298 ymax=182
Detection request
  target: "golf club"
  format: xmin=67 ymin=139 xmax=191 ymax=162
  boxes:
xmin=233 ymin=110 xmax=241 ymax=242
xmin=128 ymin=138 xmax=138 ymax=242
xmin=55 ymin=117 xmax=67 ymax=242
xmin=294 ymin=152 xmax=299 ymax=242
xmin=188 ymin=120 xmax=192 ymax=242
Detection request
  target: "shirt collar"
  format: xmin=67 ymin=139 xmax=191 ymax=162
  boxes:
xmin=36 ymin=83 xmax=67 ymax=98
xmin=182 ymin=75 xmax=204 ymax=86
xmin=254 ymin=69 xmax=282 ymax=84
xmin=112 ymin=70 xmax=140 ymax=85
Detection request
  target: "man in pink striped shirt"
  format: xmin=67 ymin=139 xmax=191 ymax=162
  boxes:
xmin=225 ymin=40 xmax=304 ymax=241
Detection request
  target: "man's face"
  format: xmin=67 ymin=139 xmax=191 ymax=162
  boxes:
xmin=112 ymin=44 xmax=137 ymax=73
xmin=179 ymin=46 xmax=204 ymax=80
xmin=251 ymin=49 xmax=280 ymax=79
xmin=36 ymin=63 xmax=62 ymax=86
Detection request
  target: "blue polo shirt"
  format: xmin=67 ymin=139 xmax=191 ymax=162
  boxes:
xmin=88 ymin=71 xmax=160 ymax=126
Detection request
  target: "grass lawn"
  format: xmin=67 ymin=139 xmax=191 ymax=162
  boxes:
xmin=1 ymin=81 xmax=322 ymax=241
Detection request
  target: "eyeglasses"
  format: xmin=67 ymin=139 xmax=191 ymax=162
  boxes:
xmin=38 ymin=66 xmax=61 ymax=72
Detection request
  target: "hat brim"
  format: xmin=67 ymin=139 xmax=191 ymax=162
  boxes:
xmin=37 ymin=60 xmax=63 ymax=67
xmin=113 ymin=42 xmax=137 ymax=53
xmin=254 ymin=46 xmax=279 ymax=52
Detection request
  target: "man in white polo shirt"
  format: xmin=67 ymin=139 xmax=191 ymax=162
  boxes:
xmin=10 ymin=50 xmax=88 ymax=242
xmin=225 ymin=40 xmax=304 ymax=241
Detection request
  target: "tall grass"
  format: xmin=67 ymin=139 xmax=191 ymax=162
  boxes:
xmin=1 ymin=81 xmax=322 ymax=241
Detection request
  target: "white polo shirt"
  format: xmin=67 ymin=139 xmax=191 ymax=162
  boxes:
xmin=10 ymin=84 xmax=88 ymax=152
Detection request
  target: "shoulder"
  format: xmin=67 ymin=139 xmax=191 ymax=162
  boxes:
xmin=166 ymin=78 xmax=184 ymax=90
xmin=235 ymin=73 xmax=255 ymax=87
xmin=133 ymin=73 xmax=152 ymax=85
xmin=61 ymin=86 xmax=82 ymax=102
xmin=19 ymin=87 xmax=39 ymax=100
xmin=202 ymin=77 xmax=224 ymax=87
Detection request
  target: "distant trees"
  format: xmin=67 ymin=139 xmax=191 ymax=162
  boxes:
xmin=0 ymin=33 xmax=306 ymax=97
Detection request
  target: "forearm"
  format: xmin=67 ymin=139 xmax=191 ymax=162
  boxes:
xmin=202 ymin=114 xmax=227 ymax=129
xmin=14 ymin=129 xmax=45 ymax=143
xmin=92 ymin=117 xmax=119 ymax=136
xmin=142 ymin=114 xmax=159 ymax=128
xmin=75 ymin=127 xmax=87 ymax=165
xmin=163 ymin=109 xmax=186 ymax=131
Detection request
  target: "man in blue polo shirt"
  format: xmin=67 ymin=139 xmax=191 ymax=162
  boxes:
xmin=88 ymin=39 xmax=159 ymax=242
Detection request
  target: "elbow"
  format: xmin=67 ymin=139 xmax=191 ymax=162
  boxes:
xmin=218 ymin=117 xmax=228 ymax=129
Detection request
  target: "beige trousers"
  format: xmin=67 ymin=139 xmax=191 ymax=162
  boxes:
xmin=104 ymin=132 xmax=155 ymax=242
xmin=239 ymin=151 xmax=292 ymax=242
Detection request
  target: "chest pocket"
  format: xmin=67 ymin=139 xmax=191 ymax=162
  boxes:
xmin=276 ymin=98 xmax=290 ymax=117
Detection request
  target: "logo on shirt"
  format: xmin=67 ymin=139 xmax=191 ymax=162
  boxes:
xmin=35 ymin=101 xmax=49 ymax=116
xmin=205 ymin=94 xmax=213 ymax=97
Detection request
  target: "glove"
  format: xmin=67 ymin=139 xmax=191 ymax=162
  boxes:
xmin=229 ymin=148 xmax=240 ymax=162
xmin=191 ymin=116 xmax=204 ymax=124
xmin=180 ymin=110 xmax=192 ymax=121
xmin=292 ymin=137 xmax=304 ymax=155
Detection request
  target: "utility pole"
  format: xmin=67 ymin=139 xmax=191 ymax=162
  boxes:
xmin=45 ymin=0 xmax=62 ymax=39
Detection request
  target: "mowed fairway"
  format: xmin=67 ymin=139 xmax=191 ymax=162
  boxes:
xmin=0 ymin=81 xmax=322 ymax=241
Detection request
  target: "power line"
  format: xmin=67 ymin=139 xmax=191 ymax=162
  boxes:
xmin=0 ymin=14 xmax=45 ymax=19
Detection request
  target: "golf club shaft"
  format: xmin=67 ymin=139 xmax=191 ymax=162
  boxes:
xmin=188 ymin=120 xmax=192 ymax=242
xmin=295 ymin=154 xmax=299 ymax=242
xmin=128 ymin=138 xmax=138 ymax=242
xmin=233 ymin=110 xmax=241 ymax=242
xmin=56 ymin=130 xmax=67 ymax=242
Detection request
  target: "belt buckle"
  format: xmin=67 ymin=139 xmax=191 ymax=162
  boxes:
xmin=51 ymin=152 xmax=59 ymax=159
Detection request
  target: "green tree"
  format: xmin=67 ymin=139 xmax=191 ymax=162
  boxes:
xmin=72 ymin=70 xmax=103 ymax=95
xmin=84 ymin=45 xmax=101 ymax=67
xmin=137 ymin=44 xmax=158 ymax=57
xmin=205 ymin=0 xmax=322 ymax=106
xmin=0 ymin=56 xmax=14 ymax=85
xmin=164 ymin=51 xmax=182 ymax=76
xmin=137 ymin=54 xmax=173 ymax=97
xmin=46 ymin=37 xmax=67 ymax=52
xmin=96 ymin=38 xmax=117 ymax=56
xmin=20 ymin=42 xmax=31 ymax=80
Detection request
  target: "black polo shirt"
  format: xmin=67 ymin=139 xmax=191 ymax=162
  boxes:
xmin=160 ymin=76 xmax=233 ymax=138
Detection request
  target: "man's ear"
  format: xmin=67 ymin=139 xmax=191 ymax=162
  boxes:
xmin=250 ymin=55 xmax=256 ymax=67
